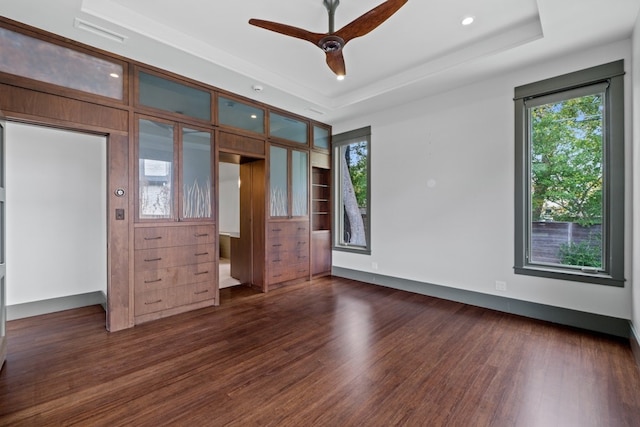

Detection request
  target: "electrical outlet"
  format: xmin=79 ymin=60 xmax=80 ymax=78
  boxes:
xmin=495 ymin=281 xmax=507 ymax=291
xmin=371 ymin=261 xmax=379 ymax=270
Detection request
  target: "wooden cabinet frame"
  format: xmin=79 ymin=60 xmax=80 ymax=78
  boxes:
xmin=0 ymin=17 xmax=331 ymax=331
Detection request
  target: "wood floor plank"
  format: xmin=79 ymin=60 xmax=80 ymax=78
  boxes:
xmin=1 ymin=276 xmax=639 ymax=426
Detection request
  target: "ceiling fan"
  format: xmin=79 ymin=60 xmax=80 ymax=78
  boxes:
xmin=249 ymin=0 xmax=408 ymax=78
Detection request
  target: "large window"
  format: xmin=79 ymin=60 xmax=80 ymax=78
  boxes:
xmin=514 ymin=60 xmax=625 ymax=286
xmin=334 ymin=127 xmax=371 ymax=254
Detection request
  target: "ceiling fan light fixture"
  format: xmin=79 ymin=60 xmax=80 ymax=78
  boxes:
xmin=336 ymin=75 xmax=345 ymax=81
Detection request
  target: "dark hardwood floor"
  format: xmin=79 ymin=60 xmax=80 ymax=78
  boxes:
xmin=1 ymin=276 xmax=639 ymax=426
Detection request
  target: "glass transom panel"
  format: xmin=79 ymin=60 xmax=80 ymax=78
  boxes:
xmin=139 ymin=71 xmax=211 ymax=121
xmin=0 ymin=27 xmax=123 ymax=99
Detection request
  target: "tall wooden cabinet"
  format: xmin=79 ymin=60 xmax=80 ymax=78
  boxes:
xmin=134 ymin=116 xmax=217 ymax=323
xmin=267 ymin=143 xmax=310 ymax=287
xmin=311 ymin=124 xmax=332 ymax=277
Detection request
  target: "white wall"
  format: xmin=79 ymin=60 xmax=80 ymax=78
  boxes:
xmin=332 ymin=39 xmax=633 ymax=320
xmin=632 ymin=13 xmax=640 ymax=336
xmin=6 ymin=123 xmax=107 ymax=305
xmin=219 ymin=162 xmax=240 ymax=234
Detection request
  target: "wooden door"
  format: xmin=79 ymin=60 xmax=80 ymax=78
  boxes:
xmin=0 ymin=116 xmax=6 ymax=370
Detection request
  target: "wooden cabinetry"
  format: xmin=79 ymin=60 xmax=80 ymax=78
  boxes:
xmin=134 ymin=225 xmax=217 ymax=322
xmin=134 ymin=115 xmax=217 ymax=323
xmin=266 ymin=220 xmax=310 ymax=285
xmin=312 ymin=166 xmax=331 ymax=276
xmin=267 ymin=143 xmax=310 ymax=287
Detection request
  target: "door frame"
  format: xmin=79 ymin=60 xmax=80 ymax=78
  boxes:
xmin=0 ymin=117 xmax=130 ymax=332
xmin=0 ymin=112 xmax=7 ymax=370
xmin=218 ymin=151 xmax=266 ymax=292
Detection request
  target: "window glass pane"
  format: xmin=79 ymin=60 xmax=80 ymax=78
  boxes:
xmin=270 ymin=112 xmax=308 ymax=144
xmin=270 ymin=146 xmax=288 ymax=216
xmin=291 ymin=150 xmax=308 ymax=216
xmin=313 ymin=125 xmax=330 ymax=149
xmin=528 ymin=92 xmax=604 ymax=270
xmin=339 ymin=140 xmax=368 ymax=248
xmin=0 ymin=124 xmax=3 ymax=187
xmin=139 ymin=119 xmax=174 ymax=219
xmin=0 ymin=202 xmax=3 ymax=264
xmin=218 ymin=97 xmax=264 ymax=133
xmin=0 ymin=277 xmax=4 ymax=338
xmin=139 ymin=72 xmax=210 ymax=121
xmin=0 ymin=27 xmax=123 ymax=99
xmin=182 ymin=128 xmax=212 ymax=219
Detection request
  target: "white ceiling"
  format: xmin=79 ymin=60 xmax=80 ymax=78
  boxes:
xmin=2 ymin=0 xmax=639 ymax=124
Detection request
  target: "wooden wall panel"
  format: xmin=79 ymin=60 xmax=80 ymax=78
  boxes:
xmin=0 ymin=83 xmax=128 ymax=132
xmin=251 ymin=160 xmax=266 ymax=290
xmin=107 ymin=133 xmax=131 ymax=331
xmin=219 ymin=132 xmax=265 ymax=157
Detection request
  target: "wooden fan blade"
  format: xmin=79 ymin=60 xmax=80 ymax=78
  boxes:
xmin=326 ymin=50 xmax=346 ymax=77
xmin=249 ymin=19 xmax=325 ymax=45
xmin=336 ymin=0 xmax=408 ymax=44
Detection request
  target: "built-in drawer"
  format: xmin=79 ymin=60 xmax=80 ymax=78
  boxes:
xmin=135 ymin=262 xmax=215 ymax=293
xmin=135 ymin=225 xmax=216 ymax=250
xmin=268 ymin=263 xmax=309 ymax=284
xmin=267 ymin=221 xmax=309 ymax=239
xmin=135 ymin=281 xmax=214 ymax=315
xmin=135 ymin=244 xmax=215 ymax=270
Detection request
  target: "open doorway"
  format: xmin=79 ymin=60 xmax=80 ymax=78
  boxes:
xmin=5 ymin=122 xmax=107 ymax=319
xmin=218 ymin=152 xmax=265 ymax=293
xmin=218 ymin=161 xmax=241 ymax=289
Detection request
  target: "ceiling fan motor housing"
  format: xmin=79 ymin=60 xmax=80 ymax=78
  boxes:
xmin=319 ymin=35 xmax=344 ymax=52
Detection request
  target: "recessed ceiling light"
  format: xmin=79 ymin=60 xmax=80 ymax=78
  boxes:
xmin=461 ymin=16 xmax=475 ymax=26
xmin=337 ymin=75 xmax=345 ymax=81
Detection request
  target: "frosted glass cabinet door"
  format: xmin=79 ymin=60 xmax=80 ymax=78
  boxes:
xmin=182 ymin=128 xmax=212 ymax=219
xmin=270 ymin=146 xmax=289 ymax=217
xmin=291 ymin=150 xmax=308 ymax=216
xmin=138 ymin=119 xmax=174 ymax=219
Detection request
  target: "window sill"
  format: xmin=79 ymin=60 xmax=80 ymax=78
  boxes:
xmin=514 ymin=266 xmax=625 ymax=287
xmin=333 ymin=245 xmax=371 ymax=255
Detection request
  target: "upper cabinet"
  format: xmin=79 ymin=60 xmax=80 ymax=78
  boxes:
xmin=269 ymin=145 xmax=308 ymax=218
xmin=269 ymin=112 xmax=308 ymax=145
xmin=218 ymin=95 xmax=265 ymax=135
xmin=137 ymin=70 xmax=211 ymax=122
xmin=312 ymin=124 xmax=330 ymax=151
xmin=137 ymin=116 xmax=214 ymax=222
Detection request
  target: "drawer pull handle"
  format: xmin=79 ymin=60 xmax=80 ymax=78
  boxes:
xmin=145 ymin=299 xmax=162 ymax=305
xmin=195 ymin=252 xmax=209 ymax=256
xmin=144 ymin=236 xmax=162 ymax=241
xmin=194 ymin=233 xmax=209 ymax=237
xmin=272 ymin=244 xmax=282 ymax=247
xmin=272 ymin=228 xmax=282 ymax=232
xmin=194 ymin=290 xmax=209 ymax=295
xmin=298 ymin=256 xmax=307 ymax=259
xmin=298 ymin=227 xmax=306 ymax=231
xmin=194 ymin=271 xmax=209 ymax=276
xmin=272 ymin=259 xmax=281 ymax=263
xmin=144 ymin=278 xmax=162 ymax=283
xmin=144 ymin=257 xmax=162 ymax=262
xmin=298 ymin=241 xmax=306 ymax=245
xmin=273 ymin=274 xmax=282 ymax=278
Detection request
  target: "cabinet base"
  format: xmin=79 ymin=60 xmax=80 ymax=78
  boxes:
xmin=134 ymin=298 xmax=216 ymax=325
